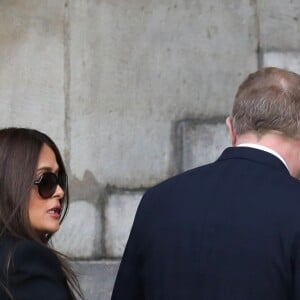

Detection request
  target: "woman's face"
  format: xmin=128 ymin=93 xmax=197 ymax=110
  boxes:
xmin=28 ymin=144 xmax=65 ymax=235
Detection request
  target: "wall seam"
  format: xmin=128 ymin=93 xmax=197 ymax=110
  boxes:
xmin=253 ymin=0 xmax=263 ymax=68
xmin=64 ymin=0 xmax=71 ymax=172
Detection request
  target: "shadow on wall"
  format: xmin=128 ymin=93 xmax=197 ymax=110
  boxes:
xmin=52 ymin=170 xmax=106 ymax=259
xmin=69 ymin=170 xmax=106 ymax=205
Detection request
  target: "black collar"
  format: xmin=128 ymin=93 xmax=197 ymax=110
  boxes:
xmin=217 ymin=147 xmax=290 ymax=175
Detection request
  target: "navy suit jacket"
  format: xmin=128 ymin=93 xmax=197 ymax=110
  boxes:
xmin=0 ymin=235 xmax=72 ymax=300
xmin=112 ymin=147 xmax=300 ymax=300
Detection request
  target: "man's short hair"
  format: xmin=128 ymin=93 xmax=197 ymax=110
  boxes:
xmin=232 ymin=67 xmax=300 ymax=137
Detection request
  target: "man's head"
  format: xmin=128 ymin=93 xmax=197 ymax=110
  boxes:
xmin=226 ymin=67 xmax=300 ymax=178
xmin=230 ymin=67 xmax=300 ymax=138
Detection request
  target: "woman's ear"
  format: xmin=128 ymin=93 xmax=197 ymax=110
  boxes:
xmin=226 ymin=116 xmax=237 ymax=146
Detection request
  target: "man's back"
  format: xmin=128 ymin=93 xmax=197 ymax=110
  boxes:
xmin=112 ymin=147 xmax=300 ymax=299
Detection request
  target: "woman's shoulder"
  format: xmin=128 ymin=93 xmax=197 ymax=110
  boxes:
xmin=0 ymin=235 xmax=63 ymax=278
xmin=0 ymin=235 xmax=72 ymax=299
xmin=0 ymin=234 xmax=19 ymax=268
xmin=0 ymin=234 xmax=53 ymax=255
xmin=0 ymin=234 xmax=18 ymax=249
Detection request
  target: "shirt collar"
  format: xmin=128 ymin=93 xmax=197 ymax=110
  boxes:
xmin=237 ymin=143 xmax=289 ymax=170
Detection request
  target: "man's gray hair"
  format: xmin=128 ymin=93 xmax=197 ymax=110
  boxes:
xmin=232 ymin=67 xmax=300 ymax=138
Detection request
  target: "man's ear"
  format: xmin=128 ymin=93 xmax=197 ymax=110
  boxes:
xmin=226 ymin=116 xmax=237 ymax=146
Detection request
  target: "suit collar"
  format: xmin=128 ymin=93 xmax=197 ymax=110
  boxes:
xmin=217 ymin=147 xmax=290 ymax=176
xmin=237 ymin=143 xmax=288 ymax=169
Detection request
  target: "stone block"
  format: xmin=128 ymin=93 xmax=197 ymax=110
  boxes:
xmin=73 ymin=260 xmax=119 ymax=300
xmin=68 ymin=0 xmax=257 ymax=188
xmin=258 ymin=1 xmax=300 ymax=51
xmin=263 ymin=52 xmax=300 ymax=74
xmin=53 ymin=201 xmax=102 ymax=259
xmin=0 ymin=1 xmax=66 ymax=149
xmin=180 ymin=120 xmax=230 ymax=172
xmin=105 ymin=191 xmax=143 ymax=257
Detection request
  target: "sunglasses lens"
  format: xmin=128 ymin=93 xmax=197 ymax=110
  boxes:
xmin=34 ymin=172 xmax=67 ymax=199
xmin=37 ymin=173 xmax=58 ymax=199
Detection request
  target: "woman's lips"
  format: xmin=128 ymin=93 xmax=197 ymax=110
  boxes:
xmin=47 ymin=207 xmax=61 ymax=219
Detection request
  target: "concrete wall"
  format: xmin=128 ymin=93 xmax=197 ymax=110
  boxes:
xmin=0 ymin=0 xmax=299 ymax=299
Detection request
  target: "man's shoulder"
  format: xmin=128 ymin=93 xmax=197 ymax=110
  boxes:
xmin=140 ymin=162 xmax=216 ymax=207
xmin=150 ymin=162 xmax=216 ymax=191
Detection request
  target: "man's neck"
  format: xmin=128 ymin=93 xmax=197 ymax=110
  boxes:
xmin=235 ymin=131 xmax=300 ymax=178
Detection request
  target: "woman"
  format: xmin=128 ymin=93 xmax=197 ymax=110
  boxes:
xmin=0 ymin=127 xmax=83 ymax=299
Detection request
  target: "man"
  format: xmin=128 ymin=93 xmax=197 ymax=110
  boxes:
xmin=111 ymin=67 xmax=300 ymax=299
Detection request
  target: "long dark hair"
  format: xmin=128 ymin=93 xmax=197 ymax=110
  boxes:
xmin=0 ymin=127 xmax=83 ymax=299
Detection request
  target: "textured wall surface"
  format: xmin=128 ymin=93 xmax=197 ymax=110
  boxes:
xmin=0 ymin=1 xmax=299 ymax=299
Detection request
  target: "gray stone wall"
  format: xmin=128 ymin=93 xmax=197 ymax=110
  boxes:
xmin=0 ymin=0 xmax=299 ymax=299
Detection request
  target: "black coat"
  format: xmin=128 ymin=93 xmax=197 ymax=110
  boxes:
xmin=0 ymin=235 xmax=72 ymax=300
xmin=112 ymin=147 xmax=300 ymax=300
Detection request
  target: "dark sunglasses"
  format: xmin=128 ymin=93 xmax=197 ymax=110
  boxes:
xmin=33 ymin=172 xmax=67 ymax=199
